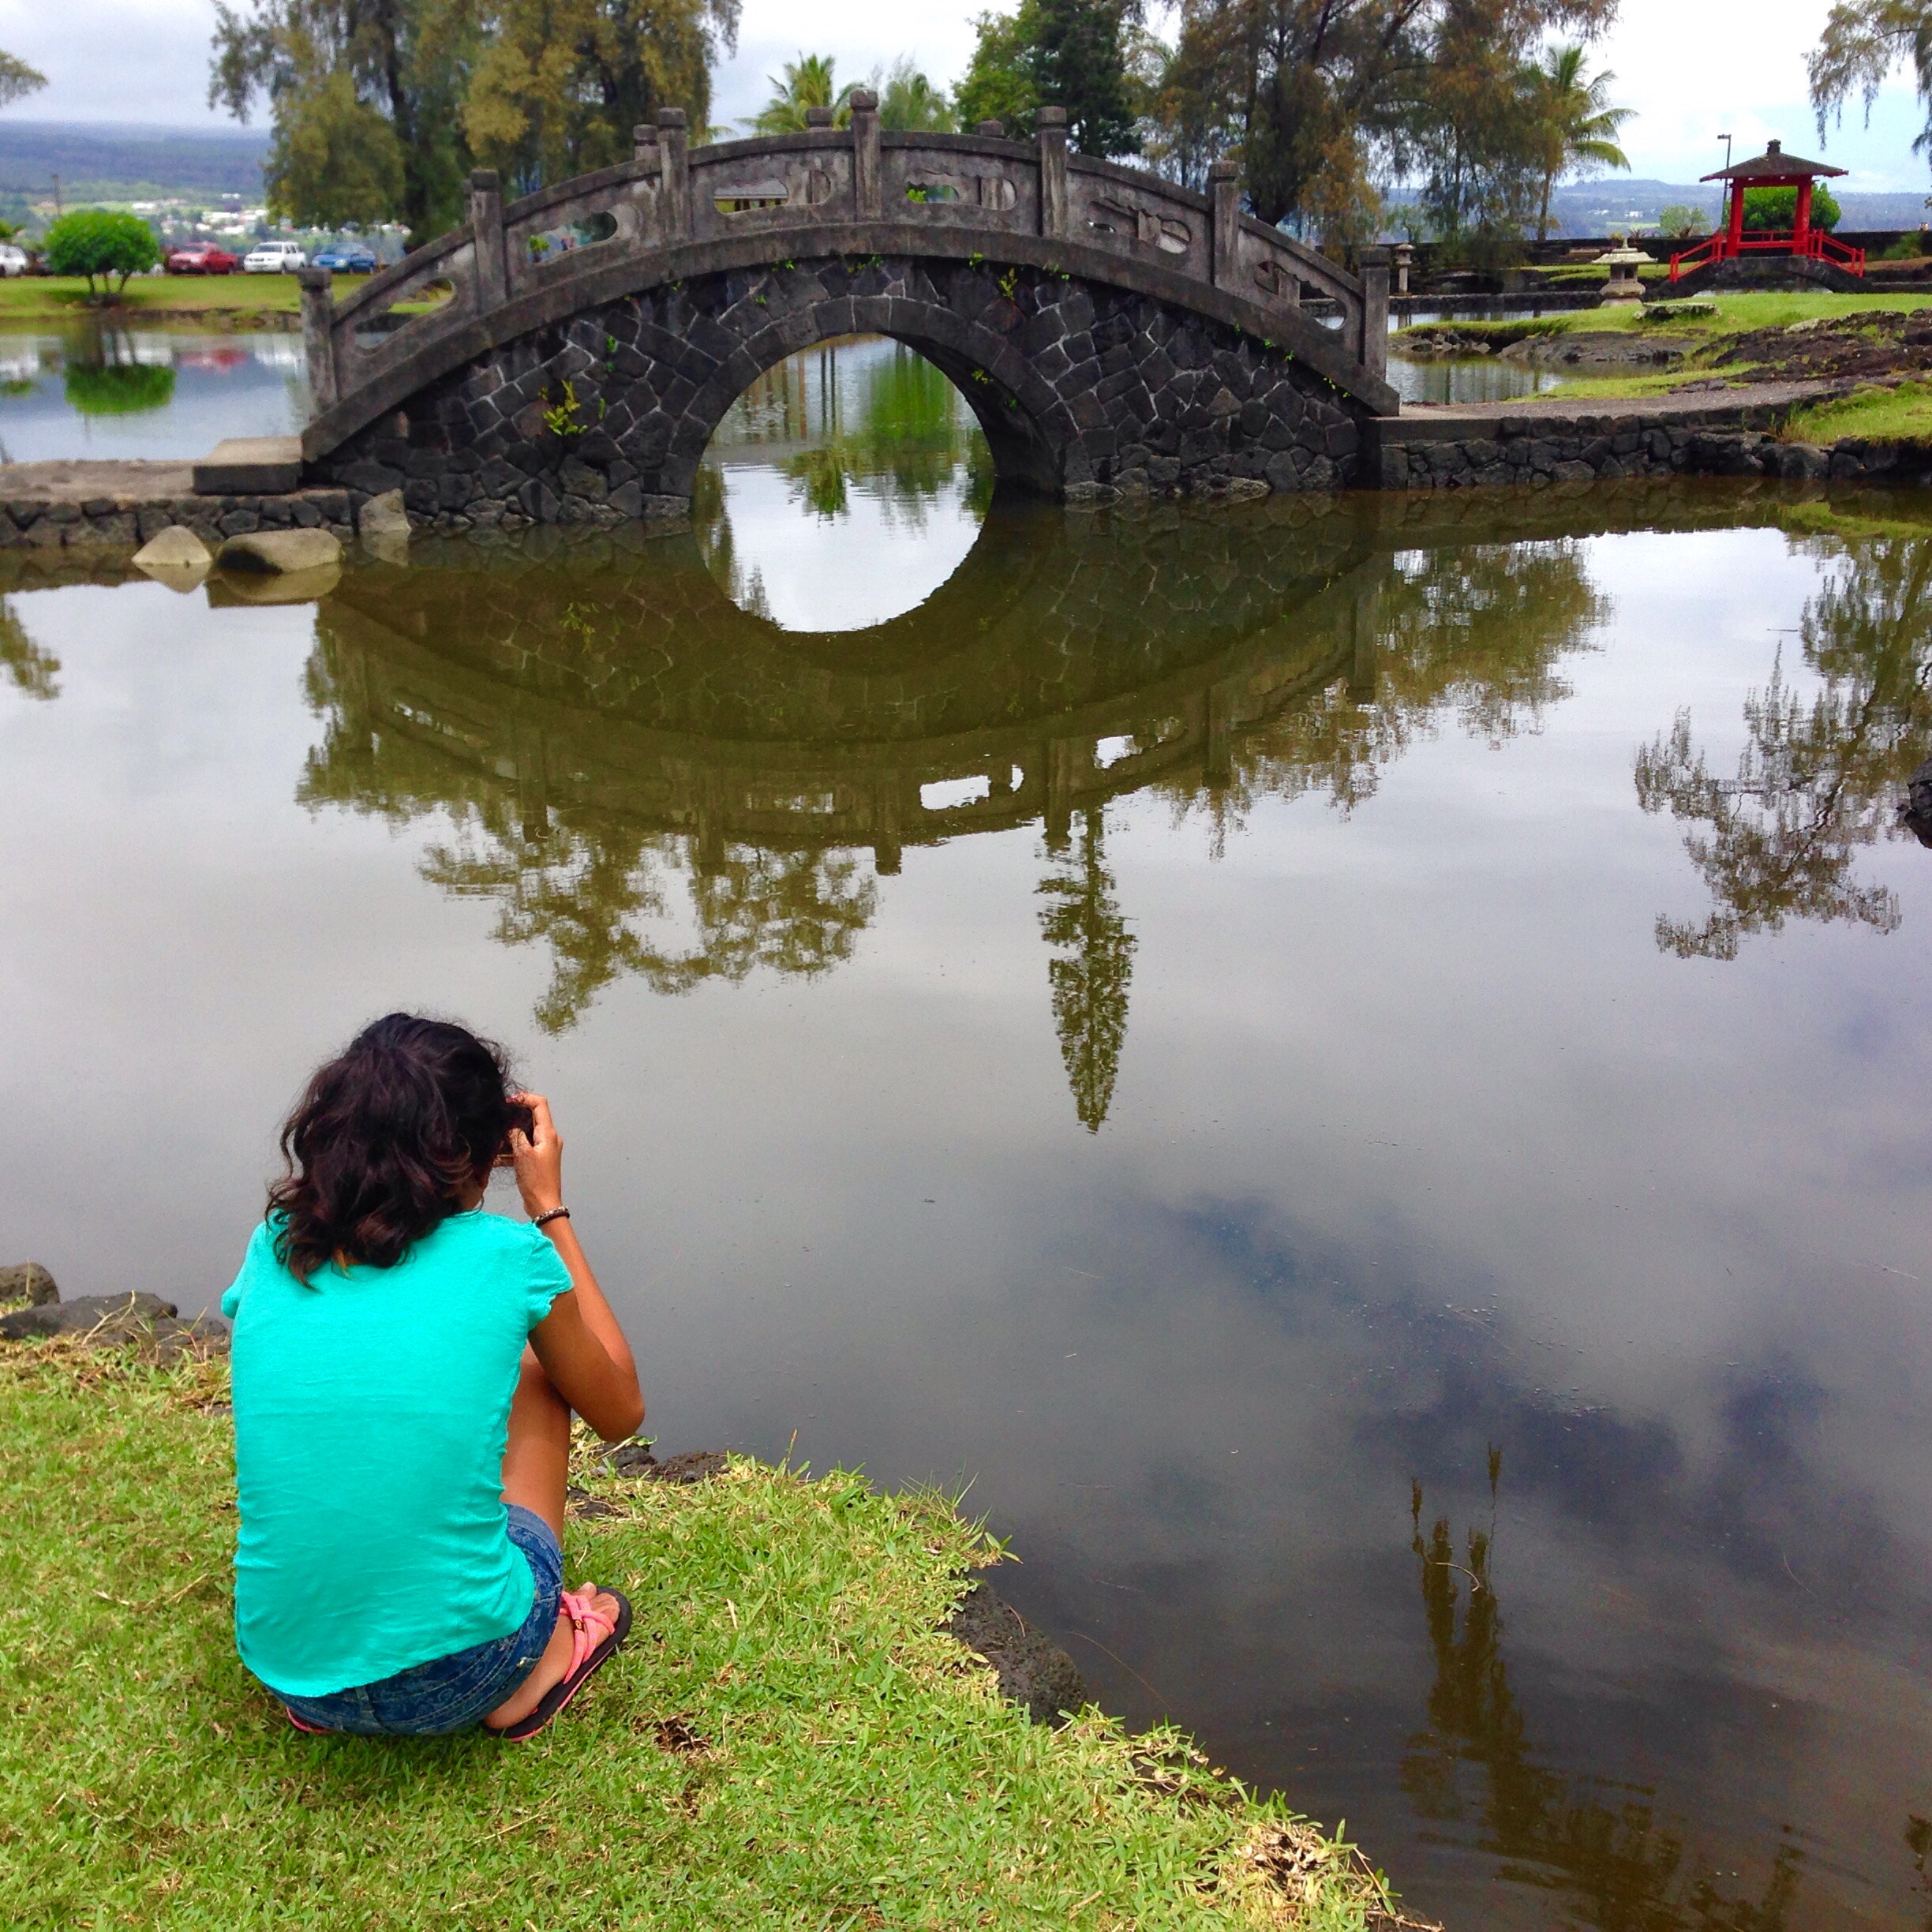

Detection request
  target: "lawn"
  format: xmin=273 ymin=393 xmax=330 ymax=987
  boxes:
xmin=1394 ymin=289 xmax=1932 ymax=354
xmin=1783 ymin=379 xmax=1932 ymax=444
xmin=0 ymin=1342 xmax=1406 ymax=1931
xmin=0 ymin=275 xmax=380 ymax=324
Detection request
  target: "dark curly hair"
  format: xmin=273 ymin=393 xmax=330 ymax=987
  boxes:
xmin=268 ymin=1014 xmax=526 ymax=1282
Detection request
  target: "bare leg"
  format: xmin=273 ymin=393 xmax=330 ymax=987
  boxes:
xmin=486 ymin=1348 xmax=620 ymax=1731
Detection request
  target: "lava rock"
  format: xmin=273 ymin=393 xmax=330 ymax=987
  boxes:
xmin=943 ymin=1580 xmax=1086 ymax=1726
xmin=0 ymin=1261 xmax=58 ymax=1306
xmin=216 ymin=527 xmax=344 ymax=575
xmin=0 ymin=1291 xmax=230 ymax=1359
xmin=602 ymin=1440 xmax=728 ymax=1485
xmin=131 ymin=525 xmax=213 ymax=573
xmin=0 ymin=1291 xmax=177 ymax=1340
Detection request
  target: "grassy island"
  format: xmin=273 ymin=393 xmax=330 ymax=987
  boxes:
xmin=0 ymin=1342 xmax=1409 ymax=1930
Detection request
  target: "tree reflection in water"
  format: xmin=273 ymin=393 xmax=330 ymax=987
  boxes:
xmin=1161 ymin=538 xmax=1607 ymax=851
xmin=1406 ymin=1465 xmax=1807 ymax=1932
xmin=1038 ymin=806 xmax=1136 ymax=1133
xmin=0 ymin=597 xmax=58 ymax=701
xmin=1636 ymin=534 xmax=1932 ymax=960
xmin=294 ymin=505 xmax=1608 ymax=1110
xmin=695 ymin=339 xmax=996 ymax=616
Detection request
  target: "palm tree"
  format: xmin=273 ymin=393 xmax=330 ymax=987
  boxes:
xmin=1530 ymin=45 xmax=1633 ymax=242
xmin=748 ymin=55 xmax=857 ymax=134
xmin=876 ymin=58 xmax=956 ymax=133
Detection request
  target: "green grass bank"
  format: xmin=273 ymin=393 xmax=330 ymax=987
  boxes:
xmin=0 ymin=275 xmax=383 ymax=326
xmin=0 ymin=1343 xmax=1412 ymax=1930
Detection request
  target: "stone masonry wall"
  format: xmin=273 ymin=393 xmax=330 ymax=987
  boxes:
xmin=309 ymin=254 xmax=1369 ymax=527
xmin=1373 ymin=413 xmax=1932 ymax=490
xmin=0 ymin=489 xmax=354 ymax=550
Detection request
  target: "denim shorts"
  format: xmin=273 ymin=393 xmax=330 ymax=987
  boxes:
xmin=279 ymin=1504 xmax=563 ymax=1736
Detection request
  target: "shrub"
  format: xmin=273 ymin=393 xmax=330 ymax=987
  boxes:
xmin=1743 ymin=184 xmax=1841 ymax=233
xmin=42 ymin=209 xmax=159 ymax=301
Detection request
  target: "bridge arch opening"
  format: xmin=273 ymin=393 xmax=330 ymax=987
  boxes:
xmin=695 ymin=335 xmax=1002 ymax=632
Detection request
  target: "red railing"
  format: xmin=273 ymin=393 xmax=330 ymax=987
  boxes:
xmin=1668 ymin=228 xmax=1866 ymax=280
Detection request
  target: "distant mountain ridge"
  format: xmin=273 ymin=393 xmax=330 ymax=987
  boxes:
xmin=0 ymin=121 xmax=271 ymax=199
xmin=1550 ymin=176 xmax=1928 ymax=232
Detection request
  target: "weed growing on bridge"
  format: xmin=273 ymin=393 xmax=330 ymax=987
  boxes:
xmin=543 ymin=379 xmax=588 ymax=438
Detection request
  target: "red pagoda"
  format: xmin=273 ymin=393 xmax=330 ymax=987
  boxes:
xmin=1668 ymin=139 xmax=1864 ymax=281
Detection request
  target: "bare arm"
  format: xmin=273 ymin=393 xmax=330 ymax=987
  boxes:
xmin=511 ymin=1092 xmax=645 ymax=1442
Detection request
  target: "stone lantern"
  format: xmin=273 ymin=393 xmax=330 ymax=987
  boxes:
xmin=1594 ymin=242 xmax=1649 ymax=305
xmin=1391 ymin=241 xmax=1413 ymax=297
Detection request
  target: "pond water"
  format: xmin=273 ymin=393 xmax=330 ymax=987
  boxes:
xmin=0 ymin=327 xmax=309 ymax=462
xmin=4 ymin=343 xmax=1932 ymax=1932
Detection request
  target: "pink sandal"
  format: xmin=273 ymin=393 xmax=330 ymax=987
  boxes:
xmin=491 ymin=1585 xmax=632 ymax=1742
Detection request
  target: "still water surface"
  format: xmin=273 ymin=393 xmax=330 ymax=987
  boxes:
xmin=2 ymin=341 xmax=1930 ymax=1931
xmin=0 ymin=327 xmax=309 ymax=461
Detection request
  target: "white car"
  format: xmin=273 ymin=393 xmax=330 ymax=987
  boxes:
xmin=242 ymin=241 xmax=308 ymax=274
xmin=0 ymin=243 xmax=28 ymax=277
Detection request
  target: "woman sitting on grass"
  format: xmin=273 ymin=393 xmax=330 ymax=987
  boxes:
xmin=221 ymin=1013 xmax=645 ymax=1739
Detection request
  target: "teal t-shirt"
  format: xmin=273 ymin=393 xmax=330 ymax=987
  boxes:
xmin=221 ymin=1210 xmax=573 ymax=1697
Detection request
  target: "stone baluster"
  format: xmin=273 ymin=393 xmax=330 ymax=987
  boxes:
xmin=657 ymin=107 xmax=690 ymax=240
xmin=469 ymin=169 xmax=507 ymax=309
xmin=1037 ymin=106 xmax=1068 ymax=238
xmin=805 ymin=105 xmax=834 ymax=129
xmin=850 ymin=90 xmax=881 ymax=219
xmin=1358 ymin=247 xmax=1390 ymax=382
xmin=1210 ymin=160 xmax=1240 ymax=292
xmin=632 ymin=122 xmax=657 ymax=165
xmin=976 ymin=119 xmax=1005 ymax=137
xmin=295 ymin=266 xmax=337 ymax=413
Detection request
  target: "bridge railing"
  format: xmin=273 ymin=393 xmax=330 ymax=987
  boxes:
xmin=302 ymin=100 xmax=1386 ymax=419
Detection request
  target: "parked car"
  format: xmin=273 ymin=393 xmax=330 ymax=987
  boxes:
xmin=311 ymin=242 xmax=380 ymax=273
xmin=0 ymin=242 xmax=28 ymax=277
xmin=242 ymin=240 xmax=308 ymax=274
xmin=164 ymin=242 xmax=240 ymax=275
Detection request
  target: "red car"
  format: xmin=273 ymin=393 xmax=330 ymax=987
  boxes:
xmin=165 ymin=242 xmax=240 ymax=275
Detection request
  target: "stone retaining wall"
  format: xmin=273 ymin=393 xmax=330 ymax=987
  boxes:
xmin=0 ymin=489 xmax=355 ymax=550
xmin=1368 ymin=410 xmax=1932 ymax=489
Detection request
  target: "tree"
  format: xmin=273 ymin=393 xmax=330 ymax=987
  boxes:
xmin=265 ymin=64 xmax=406 ymax=227
xmin=1743 ymin=182 xmax=1842 ymax=230
xmin=1149 ymin=0 xmax=1618 ymax=242
xmin=42 ymin=210 xmax=160 ymax=302
xmin=1527 ymin=43 xmax=1631 ymax=240
xmin=1810 ymin=0 xmax=1932 ymax=168
xmin=956 ymin=0 xmax=1142 ymax=155
xmin=1657 ymin=202 xmax=1706 ymax=237
xmin=465 ymin=0 xmax=738 ymax=189
xmin=876 ymin=57 xmax=957 ymax=132
xmin=211 ymin=0 xmax=475 ymax=245
xmin=747 ymin=54 xmax=855 ymax=133
xmin=0 ymin=50 xmax=47 ymax=109
xmin=955 ymin=12 xmax=1041 ymax=136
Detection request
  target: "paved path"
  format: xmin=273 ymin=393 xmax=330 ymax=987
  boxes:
xmin=0 ymin=459 xmax=198 ymax=504
xmin=1395 ymin=379 xmax=1831 ymax=427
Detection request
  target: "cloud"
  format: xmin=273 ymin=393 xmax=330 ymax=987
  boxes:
xmin=0 ymin=0 xmax=1926 ymax=190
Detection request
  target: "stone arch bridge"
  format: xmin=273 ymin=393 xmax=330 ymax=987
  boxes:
xmin=298 ymin=99 xmax=1395 ymax=524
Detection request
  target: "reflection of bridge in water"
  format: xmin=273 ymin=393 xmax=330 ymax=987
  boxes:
xmin=315 ymin=500 xmax=1385 ymax=874
xmin=301 ymin=492 xmax=1621 ymax=1113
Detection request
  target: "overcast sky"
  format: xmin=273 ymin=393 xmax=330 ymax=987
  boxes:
xmin=0 ymin=0 xmax=1925 ymax=191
